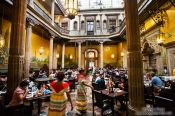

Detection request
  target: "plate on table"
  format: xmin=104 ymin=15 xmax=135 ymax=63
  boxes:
xmin=117 ymin=90 xmax=123 ymax=92
xmin=26 ymin=94 xmax=33 ymax=99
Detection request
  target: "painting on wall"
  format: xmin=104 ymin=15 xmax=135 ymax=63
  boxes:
xmin=0 ymin=30 xmax=9 ymax=65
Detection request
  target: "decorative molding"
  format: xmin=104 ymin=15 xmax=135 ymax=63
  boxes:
xmin=26 ymin=17 xmax=35 ymax=27
xmin=69 ymin=38 xmax=110 ymax=43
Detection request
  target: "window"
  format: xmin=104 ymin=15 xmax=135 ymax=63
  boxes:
xmin=109 ymin=19 xmax=116 ymax=29
xmin=119 ymin=19 xmax=122 ymax=26
xmin=96 ymin=20 xmax=100 ymax=29
xmin=87 ymin=21 xmax=94 ymax=35
xmin=73 ymin=21 xmax=78 ymax=30
xmin=88 ymin=52 xmax=95 ymax=58
xmin=81 ymin=21 xmax=85 ymax=30
xmin=87 ymin=21 xmax=94 ymax=31
xmin=109 ymin=19 xmax=116 ymax=32
xmin=103 ymin=20 xmax=107 ymax=29
xmin=61 ymin=22 xmax=68 ymax=30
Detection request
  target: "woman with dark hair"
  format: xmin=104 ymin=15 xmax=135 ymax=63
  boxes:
xmin=8 ymin=80 xmax=29 ymax=106
xmin=6 ymin=80 xmax=32 ymax=116
xmin=48 ymin=71 xmax=73 ymax=116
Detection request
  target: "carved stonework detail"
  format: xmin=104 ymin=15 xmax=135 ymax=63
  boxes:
xmin=8 ymin=55 xmax=24 ymax=95
xmin=8 ymin=0 xmax=27 ymax=96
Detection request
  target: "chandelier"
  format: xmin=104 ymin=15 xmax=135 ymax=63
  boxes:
xmin=65 ymin=0 xmax=78 ymax=20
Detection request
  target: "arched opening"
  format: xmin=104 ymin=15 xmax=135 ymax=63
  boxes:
xmin=84 ymin=49 xmax=98 ymax=70
xmin=73 ymin=21 xmax=78 ymax=30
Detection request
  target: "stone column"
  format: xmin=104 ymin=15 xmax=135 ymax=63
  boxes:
xmin=94 ymin=16 xmax=96 ymax=33
xmin=49 ymin=36 xmax=54 ymax=73
xmin=116 ymin=15 xmax=119 ymax=31
xmin=78 ymin=15 xmax=81 ymax=33
xmin=62 ymin=43 xmax=65 ymax=69
xmin=53 ymin=44 xmax=58 ymax=69
xmin=116 ymin=15 xmax=119 ymax=26
xmin=51 ymin=0 xmax=55 ymax=25
xmin=8 ymin=0 xmax=27 ymax=96
xmin=24 ymin=18 xmax=34 ymax=79
xmin=107 ymin=16 xmax=109 ymax=32
xmin=124 ymin=0 xmax=145 ymax=115
xmin=156 ymin=53 xmax=163 ymax=75
xmin=78 ymin=42 xmax=82 ymax=69
xmin=100 ymin=41 xmax=104 ymax=68
xmin=100 ymin=14 xmax=103 ymax=33
xmin=29 ymin=0 xmax=34 ymax=8
xmin=84 ymin=16 xmax=87 ymax=34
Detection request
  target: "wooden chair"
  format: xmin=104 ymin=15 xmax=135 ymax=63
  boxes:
xmin=154 ymin=96 xmax=175 ymax=115
xmin=92 ymin=89 xmax=113 ymax=116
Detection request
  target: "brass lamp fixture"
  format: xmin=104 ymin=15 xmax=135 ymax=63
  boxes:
xmin=39 ymin=47 xmax=44 ymax=55
xmin=121 ymin=52 xmax=124 ymax=57
xmin=121 ymin=52 xmax=124 ymax=68
xmin=56 ymin=54 xmax=59 ymax=58
xmin=70 ymin=54 xmax=73 ymax=59
xmin=111 ymin=54 xmax=115 ymax=59
xmin=65 ymin=0 xmax=78 ymax=20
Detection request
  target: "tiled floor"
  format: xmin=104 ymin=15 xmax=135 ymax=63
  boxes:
xmin=32 ymin=87 xmax=126 ymax=116
xmin=32 ymin=76 xmax=127 ymax=116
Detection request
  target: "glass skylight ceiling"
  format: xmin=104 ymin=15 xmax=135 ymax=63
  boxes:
xmin=60 ymin=0 xmax=124 ymax=10
xmin=78 ymin=0 xmax=124 ymax=10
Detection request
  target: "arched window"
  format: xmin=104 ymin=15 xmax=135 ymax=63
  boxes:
xmin=96 ymin=20 xmax=100 ymax=29
xmin=103 ymin=20 xmax=107 ymax=29
xmin=81 ymin=21 xmax=85 ymax=30
xmin=73 ymin=21 xmax=78 ymax=30
xmin=119 ymin=19 xmax=122 ymax=26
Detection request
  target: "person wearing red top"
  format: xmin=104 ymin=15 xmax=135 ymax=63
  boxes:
xmin=48 ymin=71 xmax=73 ymax=116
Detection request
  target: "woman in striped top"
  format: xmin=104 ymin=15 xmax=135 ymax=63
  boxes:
xmin=48 ymin=71 xmax=73 ymax=116
xmin=75 ymin=69 xmax=93 ymax=115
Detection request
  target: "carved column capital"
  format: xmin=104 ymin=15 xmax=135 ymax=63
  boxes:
xmin=26 ymin=17 xmax=35 ymax=27
xmin=50 ymin=35 xmax=55 ymax=40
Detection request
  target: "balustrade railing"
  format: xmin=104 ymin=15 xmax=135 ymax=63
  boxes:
xmin=54 ymin=23 xmax=70 ymax=35
xmin=26 ymin=0 xmax=124 ymax=37
xmin=27 ymin=1 xmax=70 ymax=35
xmin=119 ymin=18 xmax=126 ymax=31
xmin=33 ymin=3 xmax=52 ymax=23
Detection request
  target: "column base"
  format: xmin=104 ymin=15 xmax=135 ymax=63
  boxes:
xmin=128 ymin=104 xmax=136 ymax=116
xmin=128 ymin=104 xmax=145 ymax=116
xmin=128 ymin=104 xmax=137 ymax=116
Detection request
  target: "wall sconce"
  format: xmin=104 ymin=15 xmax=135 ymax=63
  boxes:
xmin=121 ymin=52 xmax=124 ymax=57
xmin=111 ymin=54 xmax=115 ymax=59
xmin=70 ymin=55 xmax=73 ymax=59
xmin=56 ymin=54 xmax=59 ymax=58
xmin=157 ymin=33 xmax=165 ymax=46
xmin=0 ymin=34 xmax=5 ymax=48
xmin=39 ymin=47 xmax=44 ymax=55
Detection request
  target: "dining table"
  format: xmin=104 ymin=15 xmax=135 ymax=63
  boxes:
xmin=100 ymin=89 xmax=128 ymax=116
xmin=25 ymin=93 xmax=51 ymax=115
xmin=35 ymin=77 xmax=57 ymax=82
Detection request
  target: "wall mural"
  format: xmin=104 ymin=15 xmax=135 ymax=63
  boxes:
xmin=0 ymin=30 xmax=9 ymax=64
